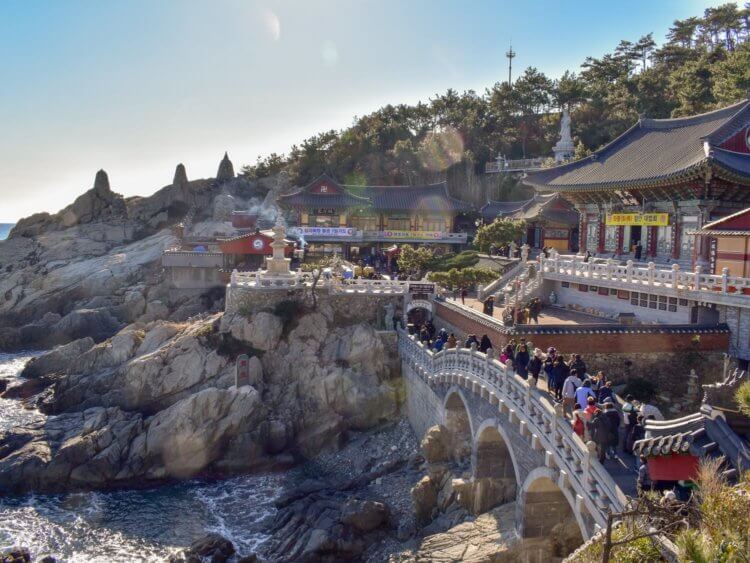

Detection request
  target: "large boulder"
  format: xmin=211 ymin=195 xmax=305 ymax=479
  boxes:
xmin=340 ymin=499 xmax=390 ymax=532
xmin=21 ymin=338 xmax=95 ymax=378
xmin=51 ymin=309 xmax=122 ymax=345
xmin=139 ymin=387 xmax=263 ymax=480
xmin=169 ymin=533 xmax=235 ymax=563
xmin=421 ymin=425 xmax=451 ymax=464
xmin=220 ymin=312 xmax=283 ymax=351
xmin=411 ymin=475 xmax=438 ymax=525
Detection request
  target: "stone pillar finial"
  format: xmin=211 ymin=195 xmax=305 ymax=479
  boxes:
xmin=94 ymin=169 xmax=110 ymax=191
xmin=173 ymin=163 xmax=188 ymax=186
xmin=216 ymin=152 xmax=235 ymax=183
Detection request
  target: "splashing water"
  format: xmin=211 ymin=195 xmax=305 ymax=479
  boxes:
xmin=0 ymin=353 xmax=282 ymax=562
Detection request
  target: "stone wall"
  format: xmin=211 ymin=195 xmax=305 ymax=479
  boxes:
xmin=226 ymin=286 xmax=404 ymax=329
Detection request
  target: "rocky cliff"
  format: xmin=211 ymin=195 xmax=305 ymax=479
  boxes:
xmin=0 ymin=156 xmax=272 ymax=351
xmin=0 ymin=302 xmax=402 ymax=493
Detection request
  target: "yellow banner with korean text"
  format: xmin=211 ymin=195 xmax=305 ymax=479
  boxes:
xmin=605 ymin=213 xmax=669 ymax=227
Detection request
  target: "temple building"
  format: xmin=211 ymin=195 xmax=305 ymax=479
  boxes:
xmin=278 ymin=174 xmax=474 ymax=258
xmin=480 ymin=193 xmax=579 ymax=252
xmin=692 ymin=207 xmax=750 ymax=276
xmin=524 ymin=99 xmax=750 ymax=267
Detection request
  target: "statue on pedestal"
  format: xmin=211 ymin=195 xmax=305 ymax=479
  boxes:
xmin=553 ymin=108 xmax=575 ymax=163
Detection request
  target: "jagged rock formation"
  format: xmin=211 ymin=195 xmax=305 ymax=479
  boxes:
xmin=216 ymin=152 xmax=235 ymax=183
xmin=10 ymin=170 xmax=127 ymax=238
xmin=172 ymin=163 xmax=188 ymax=187
xmin=0 ymin=305 xmax=402 ymax=493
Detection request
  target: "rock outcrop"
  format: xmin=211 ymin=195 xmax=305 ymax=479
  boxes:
xmin=0 ymin=304 xmax=402 ymax=493
xmin=216 ymin=152 xmax=235 ymax=183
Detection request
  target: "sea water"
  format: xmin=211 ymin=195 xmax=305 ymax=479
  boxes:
xmin=0 ymin=353 xmax=281 ymax=562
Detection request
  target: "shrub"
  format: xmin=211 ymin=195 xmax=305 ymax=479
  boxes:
xmin=735 ymin=380 xmax=750 ymax=417
xmin=427 ymin=250 xmax=479 ymax=271
xmin=622 ymin=377 xmax=657 ymax=402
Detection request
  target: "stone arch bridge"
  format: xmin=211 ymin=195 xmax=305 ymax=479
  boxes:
xmin=399 ymin=329 xmax=627 ymax=543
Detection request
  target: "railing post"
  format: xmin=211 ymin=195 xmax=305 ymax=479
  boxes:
xmin=722 ymin=267 xmax=729 ymax=294
xmin=647 ymin=261 xmax=655 ymax=286
xmin=671 ymin=263 xmax=680 ymax=290
xmin=606 ymin=258 xmax=614 ymax=280
xmin=625 ymin=259 xmax=633 ymax=283
xmin=583 ymin=440 xmax=598 ymax=491
xmin=693 ymin=264 xmax=702 ymax=291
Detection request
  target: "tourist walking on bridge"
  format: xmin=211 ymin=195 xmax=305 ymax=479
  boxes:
xmin=588 ymin=409 xmax=609 ymax=463
xmin=562 ymin=368 xmax=583 ymax=418
xmin=478 ymin=334 xmax=493 ymax=354
xmin=515 ymin=343 xmax=530 ymax=380
xmin=602 ymin=400 xmax=621 ymax=458
xmin=446 ymin=333 xmax=457 ymax=349
xmin=549 ymin=356 xmax=568 ymax=401
xmin=465 ymin=334 xmax=479 ymax=349
xmin=528 ymin=348 xmax=544 ymax=387
xmin=570 ymin=354 xmax=587 ymax=377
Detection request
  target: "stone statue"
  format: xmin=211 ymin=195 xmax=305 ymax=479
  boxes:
xmin=559 ymin=109 xmax=572 ymax=144
xmin=509 ymin=241 xmax=517 ymax=258
xmin=549 ymin=290 xmax=557 ymax=304
xmin=384 ymin=303 xmax=395 ymax=331
xmin=553 ymin=108 xmax=575 ymax=163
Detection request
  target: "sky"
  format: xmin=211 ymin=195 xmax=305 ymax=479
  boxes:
xmin=0 ymin=0 xmax=730 ymax=222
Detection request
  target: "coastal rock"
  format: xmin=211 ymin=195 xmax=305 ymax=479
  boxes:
xmin=50 ymin=308 xmax=122 ymax=345
xmin=421 ymin=425 xmax=451 ymax=464
xmin=0 ymin=546 xmax=31 ymax=563
xmin=21 ymin=338 xmax=95 ymax=378
xmin=340 ymin=499 xmax=390 ymax=532
xmin=220 ymin=311 xmax=283 ymax=351
xmin=411 ymin=476 xmax=438 ymax=525
xmin=169 ymin=533 xmax=235 ymax=563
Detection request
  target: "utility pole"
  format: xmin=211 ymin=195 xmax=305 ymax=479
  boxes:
xmin=506 ymin=42 xmax=516 ymax=87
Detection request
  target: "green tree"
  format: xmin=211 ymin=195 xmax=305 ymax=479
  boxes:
xmin=396 ymin=244 xmax=434 ymax=278
xmin=427 ymin=267 xmax=498 ymax=290
xmin=736 ymin=380 xmax=750 ymax=417
xmin=474 ymin=219 xmax=526 ymax=253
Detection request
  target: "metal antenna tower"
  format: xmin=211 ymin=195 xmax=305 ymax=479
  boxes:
xmin=506 ymin=42 xmax=516 ymax=86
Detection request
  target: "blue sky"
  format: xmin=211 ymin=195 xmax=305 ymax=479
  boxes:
xmin=0 ymin=0 xmax=728 ymax=222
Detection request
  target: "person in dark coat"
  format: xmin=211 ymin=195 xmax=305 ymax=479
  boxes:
xmin=478 ymin=334 xmax=493 ymax=354
xmin=588 ymin=409 xmax=609 ymax=463
xmin=527 ymin=348 xmax=544 ymax=385
xmin=419 ymin=326 xmax=430 ymax=344
xmin=569 ymin=354 xmax=587 ymax=377
xmin=602 ymin=401 xmax=621 ymax=457
xmin=634 ymin=240 xmax=643 ymax=260
xmin=464 ymin=334 xmax=479 ymax=348
xmin=514 ymin=344 xmax=530 ymax=379
xmin=550 ymin=356 xmax=569 ymax=401
xmin=597 ymin=381 xmax=615 ymax=404
xmin=621 ymin=395 xmax=639 ymax=454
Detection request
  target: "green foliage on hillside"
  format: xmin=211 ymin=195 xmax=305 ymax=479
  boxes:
xmin=241 ymin=4 xmax=750 ymax=189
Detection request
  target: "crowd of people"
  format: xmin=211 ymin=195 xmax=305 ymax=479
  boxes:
xmin=412 ymin=323 xmax=666 ymax=493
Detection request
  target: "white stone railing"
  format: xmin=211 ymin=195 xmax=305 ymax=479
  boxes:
xmin=228 ymin=270 xmax=415 ymax=294
xmin=540 ymin=254 xmax=750 ymax=307
xmin=399 ymin=330 xmax=627 ymax=537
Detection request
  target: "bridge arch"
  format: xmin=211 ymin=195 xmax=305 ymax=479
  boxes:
xmin=519 ymin=467 xmax=586 ymax=557
xmin=443 ymin=387 xmax=474 ymax=463
xmin=471 ymin=419 xmax=520 ymax=513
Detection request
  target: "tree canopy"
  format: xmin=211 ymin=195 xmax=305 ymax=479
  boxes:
xmin=241 ymin=4 xmax=750 ymax=192
xmin=474 ymin=219 xmax=526 ymax=253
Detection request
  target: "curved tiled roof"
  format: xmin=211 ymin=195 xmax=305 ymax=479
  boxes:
xmin=524 ymin=99 xmax=750 ymax=191
xmin=356 ymin=182 xmax=474 ymax=212
xmin=278 ymin=189 xmax=370 ymax=209
xmin=480 ymin=193 xmax=578 ymax=225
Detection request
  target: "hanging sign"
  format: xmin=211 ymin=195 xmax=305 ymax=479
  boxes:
xmin=605 ymin=213 xmax=669 ymax=227
xmin=289 ymin=227 xmax=354 ymax=237
xmin=380 ymin=230 xmax=443 ymax=239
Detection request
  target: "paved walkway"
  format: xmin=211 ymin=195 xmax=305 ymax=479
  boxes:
xmin=456 ymin=297 xmax=617 ymax=326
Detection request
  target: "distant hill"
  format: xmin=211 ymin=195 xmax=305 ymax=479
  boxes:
xmin=0 ymin=224 xmax=14 ymax=241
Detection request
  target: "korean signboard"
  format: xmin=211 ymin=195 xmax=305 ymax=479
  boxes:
xmin=289 ymin=227 xmax=355 ymax=237
xmin=605 ymin=213 xmax=669 ymax=227
xmin=380 ymin=230 xmax=443 ymax=239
